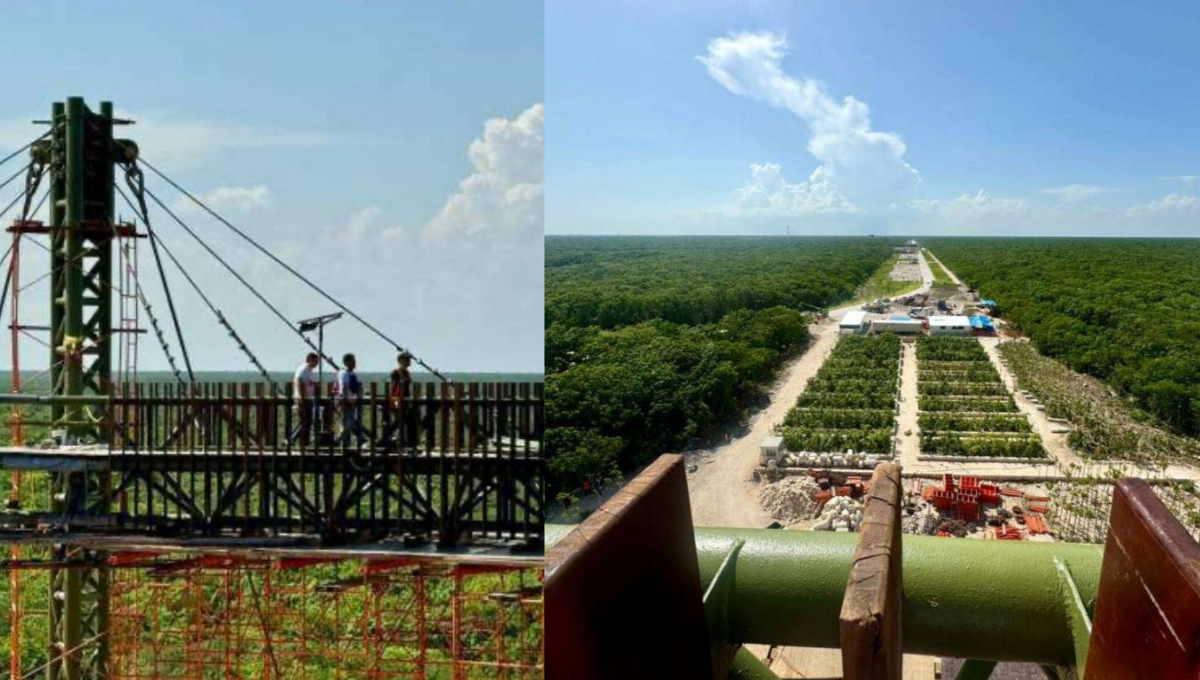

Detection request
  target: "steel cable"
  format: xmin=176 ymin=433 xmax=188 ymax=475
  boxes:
xmin=140 ymin=156 xmax=450 ymax=382
xmin=115 ymin=178 xmax=194 ymax=383
xmin=141 ymin=183 xmax=339 ymax=371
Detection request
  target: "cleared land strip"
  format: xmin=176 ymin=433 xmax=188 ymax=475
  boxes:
xmin=686 ymin=249 xmax=935 ymax=528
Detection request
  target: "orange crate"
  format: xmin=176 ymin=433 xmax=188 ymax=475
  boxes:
xmin=1026 ymin=515 xmax=1049 ymax=534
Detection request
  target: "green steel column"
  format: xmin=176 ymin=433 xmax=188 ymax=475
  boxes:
xmin=63 ymin=96 xmax=84 ymax=428
xmin=548 ymin=525 xmax=1103 ymax=666
xmin=94 ymin=101 xmax=113 ymax=396
xmin=49 ymin=101 xmax=65 ymax=425
xmin=47 ymin=97 xmax=113 ymax=680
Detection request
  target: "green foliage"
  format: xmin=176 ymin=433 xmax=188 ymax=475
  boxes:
xmin=914 ymin=335 xmax=1040 ymax=457
xmin=546 ymin=309 xmax=811 ymax=498
xmin=916 ymin=336 xmax=990 ymax=361
xmin=998 ymin=340 xmax=1200 ymax=465
xmin=853 ymin=254 xmax=921 ymax=303
xmin=918 ymin=395 xmax=1018 ymax=413
xmin=928 ymin=238 xmax=1200 ymax=436
xmin=545 ymin=237 xmax=899 ymax=499
xmin=918 ymin=412 xmax=1032 ymax=433
xmin=546 ymin=236 xmax=894 ymax=329
xmin=917 ymin=381 xmax=1009 ymax=396
xmin=783 ymin=408 xmax=895 ymax=429
xmin=782 ymin=427 xmax=893 ymax=454
xmin=919 ymin=432 xmax=1047 ymax=458
xmin=782 ymin=334 xmax=899 ymax=453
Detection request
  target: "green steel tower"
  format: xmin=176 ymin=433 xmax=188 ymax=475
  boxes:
xmin=36 ymin=96 xmax=128 ymax=680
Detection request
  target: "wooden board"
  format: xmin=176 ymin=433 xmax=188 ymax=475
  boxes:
xmin=840 ymin=462 xmax=903 ymax=680
xmin=545 ymin=454 xmax=711 ymax=680
xmin=1084 ymin=479 xmax=1200 ymax=678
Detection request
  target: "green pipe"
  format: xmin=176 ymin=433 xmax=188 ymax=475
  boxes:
xmin=727 ymin=647 xmax=781 ymax=680
xmin=64 ymin=96 xmax=85 ymax=430
xmin=548 ymin=525 xmax=1102 ymax=665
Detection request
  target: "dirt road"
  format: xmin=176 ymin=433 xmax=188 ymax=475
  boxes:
xmin=687 ymin=251 xmax=935 ymax=528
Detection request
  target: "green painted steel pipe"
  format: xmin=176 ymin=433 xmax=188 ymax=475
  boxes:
xmin=727 ymin=647 xmax=781 ymax=680
xmin=548 ymin=525 xmax=1103 ymax=665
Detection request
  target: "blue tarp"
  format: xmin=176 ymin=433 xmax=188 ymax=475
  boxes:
xmin=890 ymin=315 xmax=911 ymax=321
xmin=981 ymin=299 xmax=998 ymax=307
xmin=969 ymin=315 xmax=994 ymax=330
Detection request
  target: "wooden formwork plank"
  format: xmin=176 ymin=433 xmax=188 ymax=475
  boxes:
xmin=545 ymin=454 xmax=711 ymax=680
xmin=840 ymin=462 xmax=903 ymax=680
xmin=1083 ymin=479 xmax=1200 ymax=679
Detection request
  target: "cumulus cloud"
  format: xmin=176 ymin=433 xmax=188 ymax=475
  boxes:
xmin=699 ymin=32 xmax=918 ymax=213
xmin=187 ymin=185 xmax=273 ymax=212
xmin=733 ymin=163 xmax=855 ymax=214
xmin=1126 ymin=193 xmax=1199 ymax=217
xmin=346 ymin=206 xmax=382 ymax=242
xmin=1042 ymin=184 xmax=1104 ymax=203
xmin=914 ymin=191 xmax=1030 ymax=218
xmin=423 ymin=102 xmax=544 ymax=239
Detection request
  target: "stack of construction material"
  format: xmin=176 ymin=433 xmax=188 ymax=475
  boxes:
xmin=903 ymin=503 xmax=941 ymax=535
xmin=759 ymin=475 xmax=822 ymax=523
xmin=812 ymin=496 xmax=864 ymax=532
xmin=781 ymin=450 xmax=883 ymax=469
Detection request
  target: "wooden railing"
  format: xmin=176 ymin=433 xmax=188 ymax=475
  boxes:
xmin=106 ymin=381 xmax=543 ymax=547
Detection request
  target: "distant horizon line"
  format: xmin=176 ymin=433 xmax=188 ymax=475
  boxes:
xmin=546 ymin=233 xmax=1200 ymax=239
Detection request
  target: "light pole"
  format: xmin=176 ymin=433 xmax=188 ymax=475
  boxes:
xmin=297 ymin=312 xmax=342 ymax=443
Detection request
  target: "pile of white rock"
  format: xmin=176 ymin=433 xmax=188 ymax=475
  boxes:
xmin=902 ymin=503 xmax=941 ymax=535
xmin=780 ymin=449 xmax=882 ymax=469
xmin=812 ymin=496 xmax=864 ymax=532
xmin=759 ymin=475 xmax=822 ymax=523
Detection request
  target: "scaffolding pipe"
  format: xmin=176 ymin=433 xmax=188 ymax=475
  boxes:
xmin=547 ymin=525 xmax=1103 ymax=665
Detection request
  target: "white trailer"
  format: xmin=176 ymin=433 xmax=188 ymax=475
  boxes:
xmin=870 ymin=318 xmax=923 ymax=335
xmin=929 ymin=315 xmax=972 ymax=336
xmin=839 ymin=311 xmax=868 ymax=335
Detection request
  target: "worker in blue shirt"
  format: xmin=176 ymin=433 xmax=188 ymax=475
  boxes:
xmin=333 ymin=352 xmax=367 ymax=449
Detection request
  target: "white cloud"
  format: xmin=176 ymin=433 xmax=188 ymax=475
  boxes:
xmin=1161 ymin=175 xmax=1199 ymax=190
xmin=911 ymin=191 xmax=1034 ymax=233
xmin=1042 ymin=184 xmax=1104 ymax=203
xmin=699 ymin=32 xmax=918 ymax=213
xmin=1126 ymin=193 xmax=1199 ymax=216
xmin=423 ymin=102 xmax=544 ymax=239
xmin=732 ymin=162 xmax=856 ymax=214
xmin=197 ymin=185 xmax=273 ymax=212
xmin=346 ymin=206 xmax=382 ymax=242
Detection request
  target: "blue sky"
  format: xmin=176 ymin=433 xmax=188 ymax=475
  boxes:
xmin=547 ymin=0 xmax=1200 ymax=236
xmin=0 ymin=1 xmax=543 ymax=373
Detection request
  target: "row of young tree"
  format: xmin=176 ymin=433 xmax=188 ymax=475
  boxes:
xmin=927 ymin=238 xmax=1200 ymax=437
xmin=545 ymin=237 xmax=898 ymax=502
xmin=783 ymin=334 xmax=900 ymax=454
xmin=916 ymin=336 xmax=1045 ymax=458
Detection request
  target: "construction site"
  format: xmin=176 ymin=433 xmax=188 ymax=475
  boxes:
xmin=0 ymin=98 xmax=544 ymax=679
xmin=547 ymin=244 xmax=1200 ymax=679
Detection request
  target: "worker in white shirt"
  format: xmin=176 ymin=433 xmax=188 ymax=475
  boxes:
xmin=288 ymin=352 xmax=320 ymax=446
